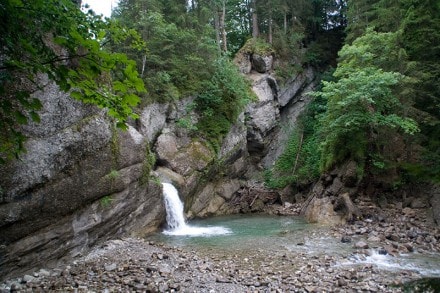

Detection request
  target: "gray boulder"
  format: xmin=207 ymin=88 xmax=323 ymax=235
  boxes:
xmin=252 ymin=54 xmax=273 ymax=73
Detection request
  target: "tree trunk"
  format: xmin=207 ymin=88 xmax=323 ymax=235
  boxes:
xmin=268 ymin=17 xmax=273 ymax=44
xmin=251 ymin=0 xmax=259 ymax=38
xmin=214 ymin=7 xmax=221 ymax=52
xmin=141 ymin=54 xmax=147 ymax=78
xmin=220 ymin=0 xmax=227 ymax=52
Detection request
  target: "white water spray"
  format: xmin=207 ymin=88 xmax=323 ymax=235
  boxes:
xmin=161 ymin=183 xmax=232 ymax=236
xmin=338 ymin=249 xmax=440 ymax=277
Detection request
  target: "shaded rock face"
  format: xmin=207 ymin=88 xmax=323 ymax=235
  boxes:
xmin=0 ymin=78 xmax=164 ymax=280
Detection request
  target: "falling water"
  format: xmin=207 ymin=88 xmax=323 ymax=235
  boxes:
xmin=161 ymin=183 xmax=232 ymax=236
xmin=162 ymin=182 xmax=187 ymax=230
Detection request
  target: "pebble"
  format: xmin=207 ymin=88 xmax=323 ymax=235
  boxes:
xmin=1 ymin=204 xmax=438 ymax=292
xmin=354 ymin=240 xmax=369 ymax=249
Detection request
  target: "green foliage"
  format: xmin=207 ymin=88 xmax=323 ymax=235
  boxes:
xmin=113 ymin=8 xmax=218 ymax=103
xmin=108 ymin=170 xmax=120 ymax=180
xmin=240 ymin=38 xmax=275 ymax=56
xmin=264 ymin=93 xmax=326 ymax=189
xmin=0 ymin=0 xmax=146 ymax=163
xmin=176 ymin=117 xmax=198 ymax=132
xmin=195 ymin=57 xmax=254 ymax=151
xmin=316 ymin=30 xmax=419 ymax=174
xmin=100 ymin=195 xmax=113 ymax=207
xmin=140 ymin=144 xmax=156 ymax=185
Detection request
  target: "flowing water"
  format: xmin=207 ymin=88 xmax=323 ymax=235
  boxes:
xmin=162 ymin=183 xmax=232 ymax=236
xmin=154 ymin=183 xmax=440 ymax=278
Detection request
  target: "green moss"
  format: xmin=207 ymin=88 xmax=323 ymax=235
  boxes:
xmin=140 ymin=144 xmax=156 ymax=185
xmin=176 ymin=116 xmax=198 ymax=132
xmin=240 ymin=38 xmax=275 ymax=56
xmin=108 ymin=169 xmax=119 ymax=180
xmin=100 ymin=195 xmax=113 ymax=208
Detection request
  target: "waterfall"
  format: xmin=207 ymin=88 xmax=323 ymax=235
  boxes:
xmin=161 ymin=183 xmax=232 ymax=236
xmin=162 ymin=182 xmax=188 ymax=230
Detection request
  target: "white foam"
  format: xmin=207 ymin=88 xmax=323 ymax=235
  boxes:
xmin=163 ymin=226 xmax=232 ymax=237
xmin=338 ymin=249 xmax=440 ymax=277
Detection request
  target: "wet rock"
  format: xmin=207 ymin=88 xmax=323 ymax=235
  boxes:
xmin=341 ymin=236 xmax=352 ymax=243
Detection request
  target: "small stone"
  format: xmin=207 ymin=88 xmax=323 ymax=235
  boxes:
xmin=354 ymin=240 xmax=369 ymax=249
xmin=22 ymin=275 xmax=35 ymax=283
xmin=10 ymin=282 xmax=23 ymax=291
xmin=216 ymin=277 xmax=230 ymax=283
xmin=104 ymin=263 xmax=117 ymax=272
xmin=404 ymin=243 xmax=414 ymax=252
xmin=367 ymin=236 xmax=381 ymax=242
xmin=341 ymin=236 xmax=352 ymax=243
xmin=38 ymin=269 xmax=51 ymax=277
xmin=386 ymin=234 xmax=400 ymax=242
xmin=337 ymin=278 xmax=347 ymax=287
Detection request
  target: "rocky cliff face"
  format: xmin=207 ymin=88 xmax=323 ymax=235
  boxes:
xmin=0 ymin=76 xmax=165 ymax=280
xmin=0 ymin=56 xmax=317 ymax=280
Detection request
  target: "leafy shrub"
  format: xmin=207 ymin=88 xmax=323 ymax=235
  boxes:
xmin=195 ymin=57 xmax=255 ymax=151
xmin=240 ymin=38 xmax=274 ymax=56
xmin=264 ymin=93 xmax=325 ymax=189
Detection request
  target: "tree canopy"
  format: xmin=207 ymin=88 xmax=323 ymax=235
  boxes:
xmin=267 ymin=0 xmax=440 ymax=188
xmin=1 ymin=0 xmax=438 ymax=187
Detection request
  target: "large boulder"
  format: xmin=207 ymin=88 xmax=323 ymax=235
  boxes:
xmin=301 ymin=161 xmax=360 ymax=225
xmin=138 ymin=103 xmax=169 ymax=142
xmin=234 ymin=52 xmax=252 ymax=74
xmin=252 ymin=54 xmax=273 ymax=73
xmin=188 ymin=179 xmax=242 ymax=217
xmin=303 ymin=196 xmax=345 ymax=225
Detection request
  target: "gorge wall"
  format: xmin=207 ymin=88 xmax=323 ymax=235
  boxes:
xmin=0 ymin=56 xmax=317 ymax=280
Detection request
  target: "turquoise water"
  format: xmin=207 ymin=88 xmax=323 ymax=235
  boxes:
xmin=148 ymin=214 xmax=326 ymax=252
xmin=147 ymin=213 xmax=440 ymax=277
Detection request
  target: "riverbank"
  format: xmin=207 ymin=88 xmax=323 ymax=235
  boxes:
xmin=1 ymin=201 xmax=439 ymax=292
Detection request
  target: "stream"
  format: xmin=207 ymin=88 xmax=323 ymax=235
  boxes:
xmin=151 ymin=183 xmax=440 ymax=279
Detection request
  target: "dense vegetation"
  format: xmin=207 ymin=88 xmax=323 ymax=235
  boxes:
xmin=111 ymin=0 xmax=341 ymax=148
xmin=267 ymin=0 xmax=440 ymax=190
xmin=1 ymin=0 xmax=438 ymax=189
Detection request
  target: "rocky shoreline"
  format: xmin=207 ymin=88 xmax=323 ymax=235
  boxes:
xmin=1 ymin=202 xmax=439 ymax=292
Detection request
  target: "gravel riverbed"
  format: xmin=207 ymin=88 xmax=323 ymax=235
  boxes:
xmin=1 ymin=201 xmax=439 ymax=292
